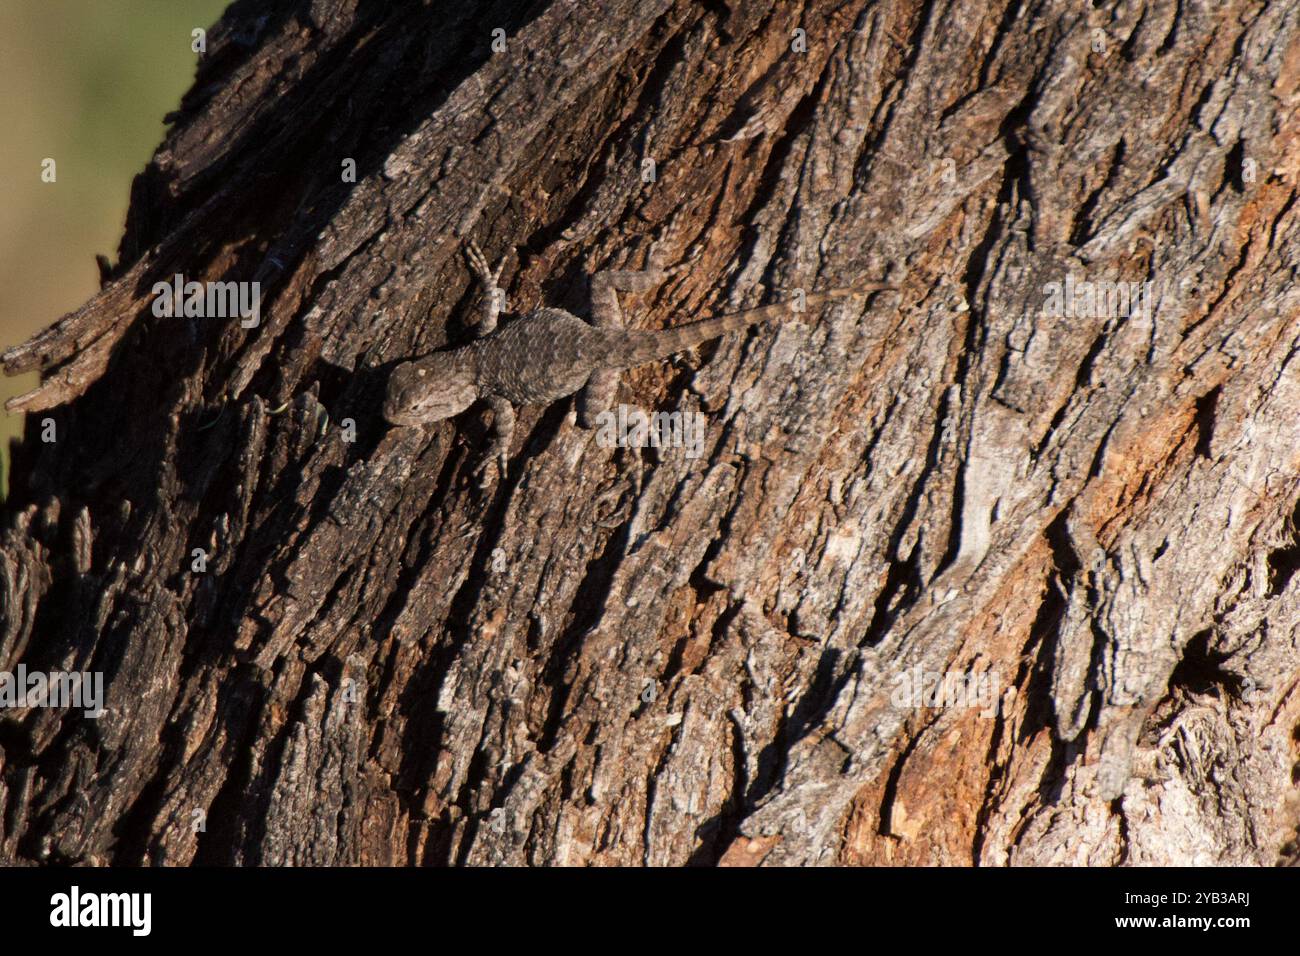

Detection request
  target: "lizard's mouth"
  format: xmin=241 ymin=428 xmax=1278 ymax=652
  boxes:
xmin=384 ymin=406 xmax=431 ymax=427
xmin=382 ymin=399 xmax=433 ymax=426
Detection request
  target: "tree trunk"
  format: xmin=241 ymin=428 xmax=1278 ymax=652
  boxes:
xmin=2 ymin=0 xmax=1298 ymax=866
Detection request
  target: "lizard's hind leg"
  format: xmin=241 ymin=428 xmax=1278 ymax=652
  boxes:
xmin=577 ymin=368 xmax=620 ymax=429
xmin=577 ymin=257 xmax=685 ymax=428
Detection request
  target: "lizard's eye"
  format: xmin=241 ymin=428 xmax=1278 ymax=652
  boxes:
xmin=416 ymin=369 xmax=426 ymax=377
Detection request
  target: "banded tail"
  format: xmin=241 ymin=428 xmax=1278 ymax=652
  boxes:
xmin=611 ymin=284 xmax=894 ymax=369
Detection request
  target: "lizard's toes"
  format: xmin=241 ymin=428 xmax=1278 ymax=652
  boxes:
xmin=658 ymin=250 xmax=700 ymax=278
xmin=464 ymin=241 xmax=489 ymax=276
xmin=471 ymin=452 xmax=507 ymax=488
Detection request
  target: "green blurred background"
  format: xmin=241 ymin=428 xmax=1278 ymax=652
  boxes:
xmin=0 ymin=0 xmax=230 ymax=498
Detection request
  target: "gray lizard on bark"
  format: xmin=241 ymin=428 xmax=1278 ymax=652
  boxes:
xmin=383 ymin=241 xmax=894 ymax=481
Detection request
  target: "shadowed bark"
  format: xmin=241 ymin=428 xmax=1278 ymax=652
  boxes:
xmin=2 ymin=0 xmax=1299 ymax=866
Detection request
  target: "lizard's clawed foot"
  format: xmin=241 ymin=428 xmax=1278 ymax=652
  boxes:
xmin=472 ymin=449 xmax=509 ymax=488
xmin=464 ymin=241 xmax=505 ymax=290
xmin=651 ymin=244 xmax=701 ymax=279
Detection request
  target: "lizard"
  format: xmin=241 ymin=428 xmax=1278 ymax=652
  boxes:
xmin=382 ymin=241 xmax=895 ymax=482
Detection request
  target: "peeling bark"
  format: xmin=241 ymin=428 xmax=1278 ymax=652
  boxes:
xmin=2 ymin=0 xmax=1299 ymax=866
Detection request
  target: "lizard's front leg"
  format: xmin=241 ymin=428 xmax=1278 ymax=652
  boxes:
xmin=464 ymin=241 xmax=507 ymax=336
xmin=473 ymin=394 xmax=516 ymax=486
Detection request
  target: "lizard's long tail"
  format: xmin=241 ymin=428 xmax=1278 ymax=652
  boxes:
xmin=610 ymin=284 xmax=895 ymax=369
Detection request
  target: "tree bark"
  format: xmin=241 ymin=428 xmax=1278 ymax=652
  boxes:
xmin=2 ymin=0 xmax=1298 ymax=866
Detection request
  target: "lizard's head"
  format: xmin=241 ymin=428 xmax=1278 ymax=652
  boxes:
xmin=383 ymin=353 xmax=479 ymax=426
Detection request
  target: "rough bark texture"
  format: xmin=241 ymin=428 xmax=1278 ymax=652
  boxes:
xmin=2 ymin=0 xmax=1299 ymax=866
